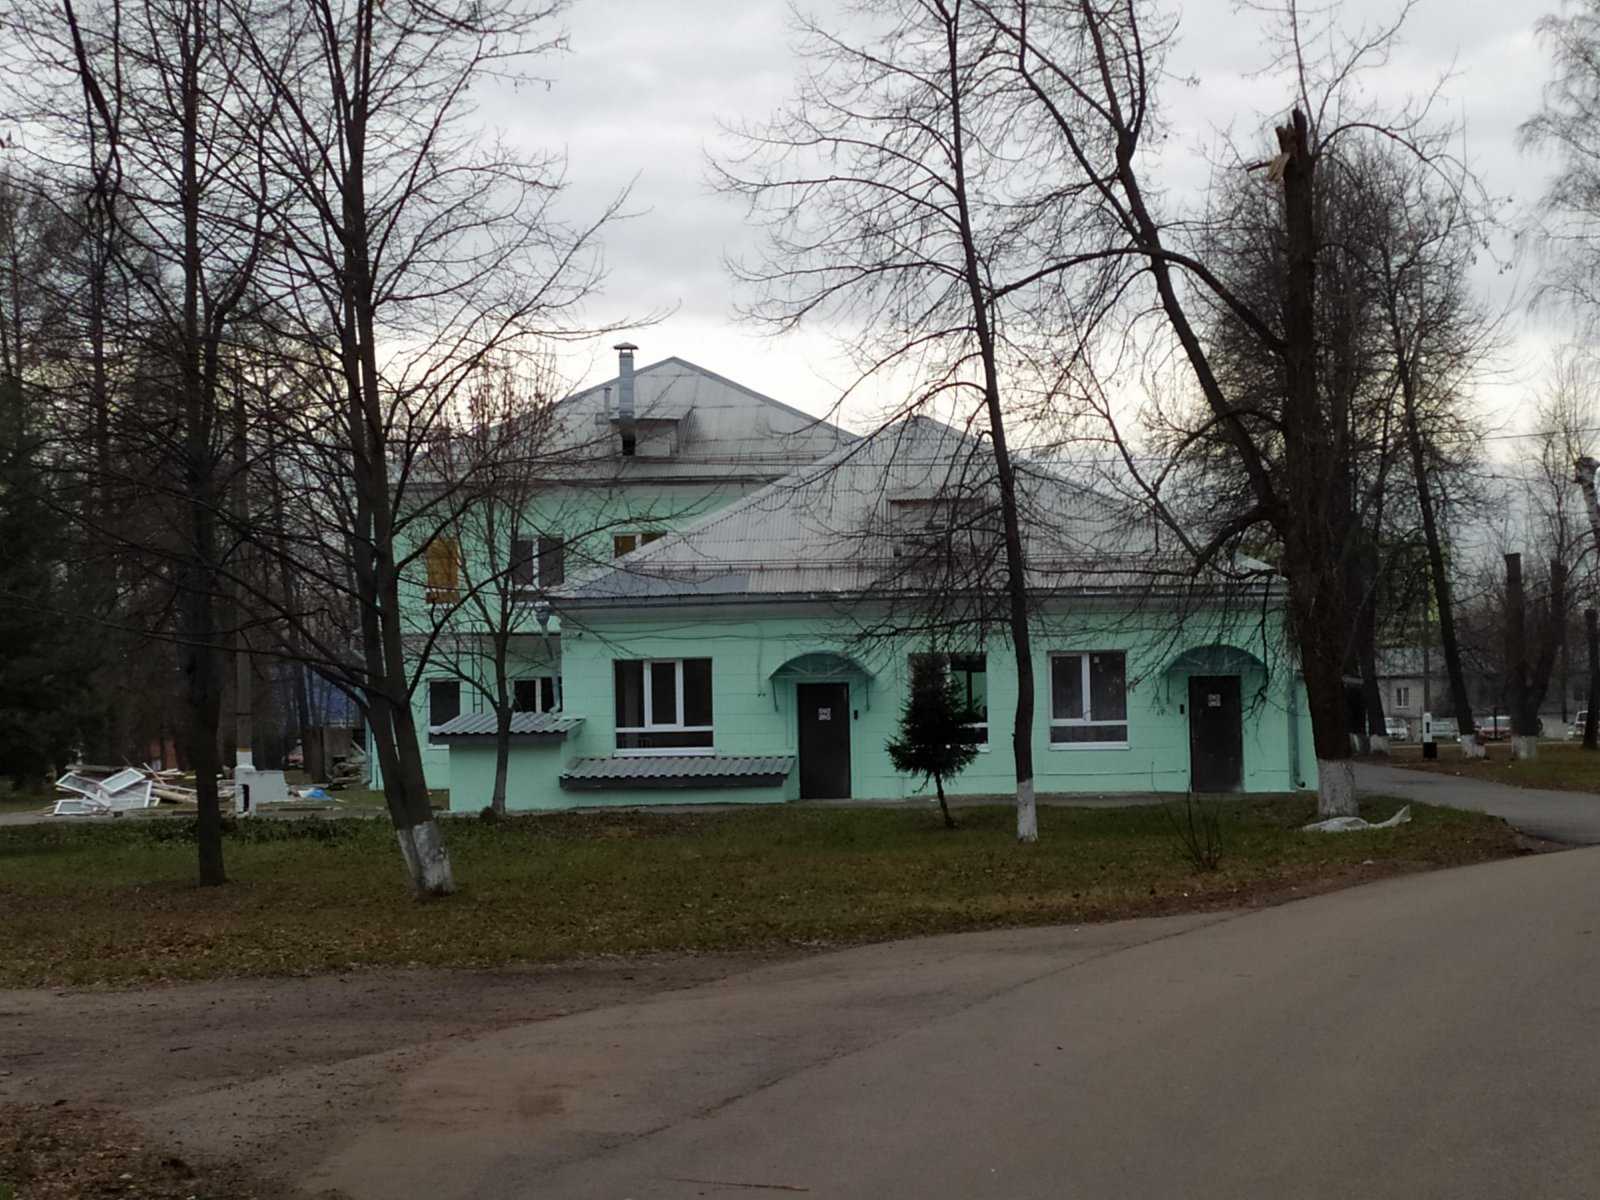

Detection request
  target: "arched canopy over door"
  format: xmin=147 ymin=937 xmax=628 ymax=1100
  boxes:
xmin=1166 ymin=644 xmax=1266 ymax=793
xmin=1163 ymin=644 xmax=1266 ymax=678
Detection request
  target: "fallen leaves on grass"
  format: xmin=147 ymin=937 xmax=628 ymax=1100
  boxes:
xmin=0 ymin=797 xmax=1523 ymax=988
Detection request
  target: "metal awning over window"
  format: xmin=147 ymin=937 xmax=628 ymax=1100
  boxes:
xmin=560 ymin=755 xmax=793 ymax=791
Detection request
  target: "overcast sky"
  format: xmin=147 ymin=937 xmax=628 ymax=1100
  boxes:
xmin=506 ymin=0 xmax=1567 ymax=446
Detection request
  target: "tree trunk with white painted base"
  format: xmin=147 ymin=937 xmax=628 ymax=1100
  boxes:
xmin=1316 ymin=758 xmax=1357 ymax=819
xmin=1015 ymin=776 xmax=1037 ymax=843
xmin=1511 ymin=735 xmax=1540 ymax=762
xmin=1459 ymin=734 xmax=1486 ymax=760
xmin=1368 ymin=735 xmax=1390 ymax=756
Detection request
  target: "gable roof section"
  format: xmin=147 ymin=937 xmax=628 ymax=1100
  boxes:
xmin=550 ymin=415 xmax=1239 ymax=606
xmin=539 ymin=356 xmax=857 ymax=480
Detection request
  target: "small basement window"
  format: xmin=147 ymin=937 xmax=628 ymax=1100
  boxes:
xmin=614 ymin=658 xmax=713 ymax=752
xmin=1049 ymin=651 xmax=1128 ymax=746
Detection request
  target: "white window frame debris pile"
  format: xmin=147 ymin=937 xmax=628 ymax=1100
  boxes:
xmin=52 ymin=767 xmax=156 ymax=815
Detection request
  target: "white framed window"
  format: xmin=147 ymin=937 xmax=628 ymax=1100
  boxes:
xmin=614 ymin=658 xmax=713 ymax=753
xmin=427 ymin=679 xmax=461 ymax=744
xmin=1049 ymin=652 xmax=1128 ymax=747
xmin=1394 ymin=685 xmax=1411 ymax=709
xmin=908 ymin=651 xmax=989 ymax=747
xmin=514 ymin=676 xmax=561 ymax=713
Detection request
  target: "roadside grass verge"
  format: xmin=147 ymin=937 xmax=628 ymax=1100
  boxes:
xmin=0 ymin=783 xmax=52 ymax=816
xmin=0 ymin=796 xmax=1521 ymax=989
xmin=1387 ymin=741 xmax=1600 ymax=792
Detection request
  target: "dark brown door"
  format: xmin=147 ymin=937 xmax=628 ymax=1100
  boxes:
xmin=797 ymin=683 xmax=851 ymax=799
xmin=1188 ymin=675 xmax=1243 ymax=792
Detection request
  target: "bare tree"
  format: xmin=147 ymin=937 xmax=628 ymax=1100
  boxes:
xmin=1503 ymin=552 xmax=1567 ymax=760
xmin=1521 ymin=0 xmax=1600 ymax=330
xmin=978 ymin=0 xmax=1485 ymax=813
xmin=418 ymin=358 xmax=565 ymax=815
xmin=224 ymin=0 xmax=621 ymax=893
xmin=6 ymin=0 xmax=274 ymax=882
xmin=715 ymin=0 xmax=1082 ymax=840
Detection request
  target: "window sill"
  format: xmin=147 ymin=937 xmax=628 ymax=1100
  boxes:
xmin=1046 ymin=742 xmax=1130 ymax=752
xmin=614 ymin=747 xmax=717 ymax=758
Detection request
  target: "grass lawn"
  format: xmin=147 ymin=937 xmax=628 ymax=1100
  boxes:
xmin=1388 ymin=741 xmax=1600 ymax=792
xmin=0 ymin=796 xmax=1521 ymax=989
xmin=0 ymin=785 xmax=52 ymax=816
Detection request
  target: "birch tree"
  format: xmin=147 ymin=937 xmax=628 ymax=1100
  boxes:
xmin=228 ymin=0 xmax=620 ymax=893
xmin=715 ymin=0 xmax=1086 ymax=841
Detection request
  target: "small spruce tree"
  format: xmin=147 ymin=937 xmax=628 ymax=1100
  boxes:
xmin=887 ymin=652 xmax=982 ymax=829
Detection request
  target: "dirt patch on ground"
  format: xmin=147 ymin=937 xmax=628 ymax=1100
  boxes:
xmin=0 ymin=952 xmax=777 ymax=1195
xmin=0 ymin=1102 xmax=304 ymax=1200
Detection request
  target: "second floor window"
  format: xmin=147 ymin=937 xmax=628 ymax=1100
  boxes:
xmin=613 ymin=531 xmax=664 ymax=558
xmin=424 ymin=537 xmax=460 ymax=604
xmin=537 ymin=535 xmax=564 ymax=587
xmin=510 ymin=534 xmax=565 ymax=590
xmin=427 ymin=679 xmax=461 ymax=741
xmin=614 ymin=658 xmax=713 ymax=752
xmin=510 ymin=536 xmax=535 ymax=588
xmin=1050 ymin=651 xmax=1128 ymax=745
xmin=1395 ymin=685 xmax=1411 ymax=708
xmin=514 ymin=676 xmax=561 ymax=713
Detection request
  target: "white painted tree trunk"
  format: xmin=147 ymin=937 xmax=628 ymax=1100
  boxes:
xmin=1015 ymin=777 xmax=1037 ymax=843
xmin=1459 ymin=734 xmax=1485 ymax=760
xmin=1512 ymin=735 xmax=1539 ymax=762
xmin=1368 ymin=734 xmax=1390 ymax=756
xmin=396 ymin=820 xmax=455 ymax=896
xmin=1316 ymin=758 xmax=1358 ymax=817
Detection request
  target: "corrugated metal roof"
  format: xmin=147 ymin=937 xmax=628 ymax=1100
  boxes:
xmin=553 ymin=416 xmax=1270 ymax=604
xmin=430 ymin=712 xmax=584 ymax=737
xmin=560 ymin=755 xmax=794 ymax=782
xmin=536 ymin=358 xmax=857 ymax=475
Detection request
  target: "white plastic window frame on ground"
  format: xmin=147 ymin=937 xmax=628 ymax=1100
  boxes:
xmin=614 ymin=658 xmax=714 ymax=754
xmin=1048 ymin=651 xmax=1129 ymax=749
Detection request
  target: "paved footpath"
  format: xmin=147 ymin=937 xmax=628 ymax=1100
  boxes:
xmin=286 ymin=847 xmax=1600 ymax=1200
xmin=1354 ymin=759 xmax=1600 ymax=844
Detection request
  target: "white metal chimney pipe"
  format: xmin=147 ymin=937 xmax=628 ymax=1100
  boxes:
xmin=614 ymin=342 xmax=638 ymax=455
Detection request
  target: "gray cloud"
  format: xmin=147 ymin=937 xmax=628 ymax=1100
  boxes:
xmin=489 ymin=0 xmax=1573 ymax=438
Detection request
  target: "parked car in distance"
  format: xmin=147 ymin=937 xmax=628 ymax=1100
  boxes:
xmin=1569 ymin=711 xmax=1589 ymax=740
xmin=1476 ymin=715 xmax=1513 ymax=741
xmin=1476 ymin=715 xmax=1545 ymax=740
xmin=1384 ymin=717 xmax=1410 ymax=742
xmin=1432 ymin=717 xmax=1460 ymax=740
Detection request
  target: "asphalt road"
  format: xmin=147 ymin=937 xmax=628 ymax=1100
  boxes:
xmin=299 ymin=847 xmax=1600 ymax=1200
xmin=1354 ymin=759 xmax=1600 ymax=844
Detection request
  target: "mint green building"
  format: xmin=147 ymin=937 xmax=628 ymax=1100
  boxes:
xmin=384 ymin=348 xmax=856 ymax=791
xmin=415 ymin=374 xmax=1315 ymax=811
